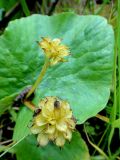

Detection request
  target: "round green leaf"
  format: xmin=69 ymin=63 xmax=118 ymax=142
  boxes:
xmin=0 ymin=13 xmax=114 ymax=123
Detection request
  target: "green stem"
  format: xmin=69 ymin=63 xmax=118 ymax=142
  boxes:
xmin=117 ymin=0 xmax=120 ymax=137
xmin=108 ymin=0 xmax=119 ymax=156
xmin=24 ymin=101 xmax=36 ymax=111
xmin=20 ymin=0 xmax=30 ymax=16
xmin=96 ymin=114 xmax=109 ymax=123
xmin=84 ymin=125 xmax=109 ymax=159
xmin=0 ymin=135 xmax=27 ymax=158
xmin=26 ymin=58 xmax=50 ymax=98
xmin=93 ymin=125 xmax=109 ymax=156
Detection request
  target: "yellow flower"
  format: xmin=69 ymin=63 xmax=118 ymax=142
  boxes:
xmin=38 ymin=37 xmax=70 ymax=65
xmin=30 ymin=96 xmax=76 ymax=147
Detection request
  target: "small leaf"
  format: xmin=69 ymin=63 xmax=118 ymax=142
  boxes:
xmin=0 ymin=93 xmax=17 ymax=115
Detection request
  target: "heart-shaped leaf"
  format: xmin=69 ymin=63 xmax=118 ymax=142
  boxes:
xmin=0 ymin=13 xmax=114 ymax=123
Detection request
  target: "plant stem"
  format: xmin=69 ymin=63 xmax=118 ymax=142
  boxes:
xmin=24 ymin=101 xmax=36 ymax=111
xmin=96 ymin=114 xmax=109 ymax=123
xmin=48 ymin=0 xmax=60 ymax=15
xmin=93 ymin=125 xmax=109 ymax=155
xmin=117 ymin=0 xmax=120 ymax=138
xmin=108 ymin=0 xmax=119 ymax=156
xmin=20 ymin=0 xmax=30 ymax=16
xmin=26 ymin=58 xmax=50 ymax=99
xmin=84 ymin=124 xmax=109 ymax=159
xmin=0 ymin=139 xmax=13 ymax=145
xmin=0 ymin=135 xmax=27 ymax=158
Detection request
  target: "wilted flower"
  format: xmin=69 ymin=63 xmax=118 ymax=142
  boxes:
xmin=38 ymin=37 xmax=70 ymax=65
xmin=30 ymin=96 xmax=76 ymax=147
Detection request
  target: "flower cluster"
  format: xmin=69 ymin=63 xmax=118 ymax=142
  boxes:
xmin=30 ymin=96 xmax=76 ymax=147
xmin=38 ymin=37 xmax=70 ymax=65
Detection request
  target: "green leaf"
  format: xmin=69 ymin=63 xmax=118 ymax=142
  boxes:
xmin=13 ymin=107 xmax=33 ymax=141
xmin=0 ymin=88 xmax=26 ymax=115
xmin=15 ymin=132 xmax=90 ymax=160
xmin=112 ymin=118 xmax=120 ymax=128
xmin=0 ymin=0 xmax=17 ymax=11
xmin=0 ymin=93 xmax=17 ymax=115
xmin=91 ymin=155 xmax=106 ymax=160
xmin=0 ymin=13 xmax=114 ymax=123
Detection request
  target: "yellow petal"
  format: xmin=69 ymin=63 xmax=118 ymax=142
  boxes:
xmin=38 ymin=98 xmax=47 ymax=108
xmin=63 ymin=129 xmax=72 ymax=141
xmin=52 ymin=38 xmax=61 ymax=45
xmin=39 ymin=37 xmax=51 ymax=49
xmin=58 ymin=45 xmax=69 ymax=56
xmin=48 ymin=134 xmax=55 ymax=141
xmin=49 ymin=119 xmax=56 ymax=125
xmin=55 ymin=135 xmax=65 ymax=147
xmin=45 ymin=125 xmax=55 ymax=134
xmin=62 ymin=101 xmax=70 ymax=110
xmin=50 ymin=58 xmax=60 ymax=66
xmin=66 ymin=119 xmax=76 ymax=130
xmin=35 ymin=114 xmax=47 ymax=126
xmin=30 ymin=125 xmax=45 ymax=134
xmin=65 ymin=110 xmax=72 ymax=119
xmin=62 ymin=101 xmax=72 ymax=118
xmin=37 ymin=133 xmax=49 ymax=146
xmin=56 ymin=121 xmax=67 ymax=132
xmin=42 ymin=97 xmax=54 ymax=118
xmin=54 ymin=108 xmax=61 ymax=119
xmin=30 ymin=125 xmax=40 ymax=134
